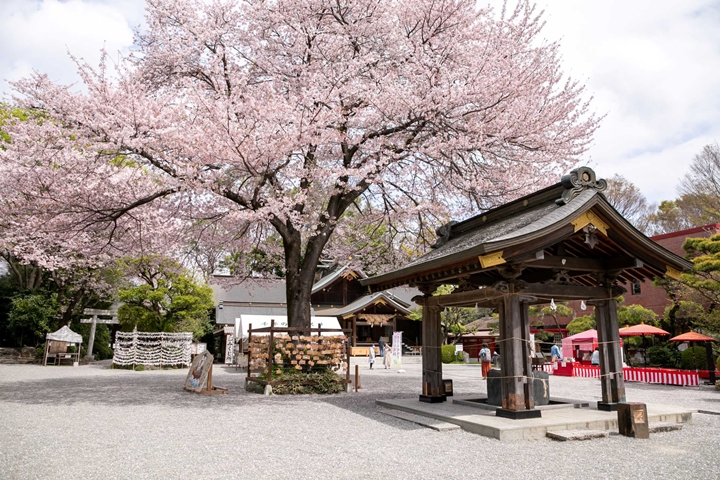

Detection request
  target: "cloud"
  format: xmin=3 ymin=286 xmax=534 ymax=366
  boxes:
xmin=0 ymin=0 xmax=145 ymax=96
xmin=532 ymin=0 xmax=720 ymax=202
xmin=3 ymin=0 xmax=720 ymax=205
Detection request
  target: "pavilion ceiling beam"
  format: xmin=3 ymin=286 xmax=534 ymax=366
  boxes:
xmin=523 ymin=284 xmax=607 ymax=300
xmin=520 ymin=256 xmax=642 ymax=272
xmin=425 ymin=287 xmax=503 ymax=307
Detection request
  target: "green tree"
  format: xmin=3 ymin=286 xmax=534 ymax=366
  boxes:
xmin=7 ymin=293 xmax=59 ymax=347
xmin=529 ymin=302 xmax=574 ymax=338
xmin=118 ymin=256 xmax=214 ymax=340
xmin=407 ymin=284 xmax=492 ymax=343
xmin=566 ymin=314 xmax=596 ymax=336
xmin=662 ymin=300 xmax=704 ymax=337
xmin=617 ymin=303 xmax=659 ymax=327
xmin=647 ymin=200 xmax=695 ymax=235
xmin=679 ymin=235 xmax=720 ymax=307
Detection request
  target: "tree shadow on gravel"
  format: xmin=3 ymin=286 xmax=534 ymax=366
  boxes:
xmin=0 ymin=366 xmax=443 ymax=431
xmin=0 ymin=368 xmax=425 ymax=427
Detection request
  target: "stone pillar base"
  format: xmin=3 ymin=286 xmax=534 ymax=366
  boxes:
xmin=496 ymin=408 xmax=542 ymax=419
xmin=419 ymin=394 xmax=447 ymax=403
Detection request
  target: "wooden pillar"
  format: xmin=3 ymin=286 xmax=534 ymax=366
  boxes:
xmin=497 ymin=291 xmax=538 ymax=417
xmin=520 ymin=298 xmax=535 ymax=411
xmin=351 ymin=316 xmax=357 ymax=347
xmin=420 ymin=300 xmax=444 ymax=403
xmin=593 ymin=295 xmax=626 ymax=410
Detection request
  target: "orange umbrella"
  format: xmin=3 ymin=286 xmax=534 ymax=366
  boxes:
xmin=618 ymin=323 xmax=670 ymax=337
xmin=669 ymin=330 xmax=717 ymax=384
xmin=669 ymin=331 xmax=716 ymax=342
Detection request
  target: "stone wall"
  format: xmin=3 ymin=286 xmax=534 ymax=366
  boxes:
xmin=0 ymin=347 xmax=38 ymax=364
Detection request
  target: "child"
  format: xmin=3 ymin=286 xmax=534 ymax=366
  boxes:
xmin=384 ymin=348 xmax=392 ymax=369
xmin=368 ymin=344 xmax=376 ymax=369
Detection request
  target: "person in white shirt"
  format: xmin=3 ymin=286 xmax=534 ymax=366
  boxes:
xmin=368 ymin=344 xmax=376 ymax=369
xmin=591 ymin=347 xmax=600 ymax=366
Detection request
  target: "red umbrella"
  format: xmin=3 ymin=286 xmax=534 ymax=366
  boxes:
xmin=619 ymin=323 xmax=669 ymax=367
xmin=669 ymin=331 xmax=716 ymax=342
xmin=618 ymin=323 xmax=670 ymax=337
xmin=669 ymin=331 xmax=717 ymax=384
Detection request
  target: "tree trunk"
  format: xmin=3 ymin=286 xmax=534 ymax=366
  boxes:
xmin=282 ymin=230 xmax=329 ymax=330
xmin=285 ymin=267 xmax=314 ymax=330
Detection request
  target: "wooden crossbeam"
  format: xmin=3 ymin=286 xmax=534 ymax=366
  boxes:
xmin=518 ymin=256 xmax=642 ymax=272
xmin=425 ymin=283 xmax=608 ymax=308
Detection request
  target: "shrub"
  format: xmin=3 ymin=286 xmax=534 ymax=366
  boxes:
xmin=441 ymin=345 xmax=457 ymax=364
xmin=681 ymin=346 xmax=708 ymax=370
xmin=647 ymin=344 xmax=680 ymax=368
xmin=716 ymin=355 xmax=720 ymax=373
xmin=270 ymin=369 xmax=346 ymax=395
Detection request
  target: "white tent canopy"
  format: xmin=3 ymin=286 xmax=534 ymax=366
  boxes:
xmin=239 ymin=315 xmax=344 ymax=337
xmin=46 ymin=325 xmax=83 ymax=344
xmin=44 ymin=326 xmax=82 ymax=366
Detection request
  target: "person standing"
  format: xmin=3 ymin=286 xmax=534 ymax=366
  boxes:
xmin=479 ymin=343 xmax=492 ymax=379
xmin=368 ymin=344 xmax=376 ymax=369
xmin=550 ymin=344 xmax=561 ymax=363
xmin=378 ymin=336 xmax=386 ymax=357
xmin=383 ymin=348 xmax=392 ymax=369
xmin=591 ymin=347 xmax=600 ymax=366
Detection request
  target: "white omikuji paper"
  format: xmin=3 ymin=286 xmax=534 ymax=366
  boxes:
xmin=391 ymin=331 xmax=403 ymax=367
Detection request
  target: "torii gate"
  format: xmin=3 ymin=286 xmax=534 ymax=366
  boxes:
xmin=361 ymin=167 xmax=692 ymax=418
xmin=80 ymin=308 xmax=119 ymax=361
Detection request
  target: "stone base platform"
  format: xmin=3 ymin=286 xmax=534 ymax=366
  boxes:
xmin=376 ymin=396 xmax=694 ymax=441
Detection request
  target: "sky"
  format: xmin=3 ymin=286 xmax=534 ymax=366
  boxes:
xmin=1 ymin=0 xmax=719 ymax=204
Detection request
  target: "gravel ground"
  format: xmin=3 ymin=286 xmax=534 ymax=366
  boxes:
xmin=0 ymin=360 xmax=718 ymax=480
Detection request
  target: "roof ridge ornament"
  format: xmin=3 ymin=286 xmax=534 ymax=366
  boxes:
xmin=430 ymin=220 xmax=458 ymax=249
xmin=556 ymin=166 xmax=607 ymax=205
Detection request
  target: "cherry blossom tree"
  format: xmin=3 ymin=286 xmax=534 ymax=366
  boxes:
xmin=2 ymin=0 xmax=600 ymax=328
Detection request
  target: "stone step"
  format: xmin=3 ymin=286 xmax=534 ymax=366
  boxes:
xmin=378 ymin=408 xmax=461 ymax=431
xmin=546 ymin=429 xmax=610 ymax=441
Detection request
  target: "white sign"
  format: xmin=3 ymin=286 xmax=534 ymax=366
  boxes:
xmin=80 ymin=317 xmax=119 ymax=324
xmin=225 ymin=334 xmax=235 ymax=364
xmin=392 ymin=331 xmax=403 ymax=368
xmin=83 ymin=308 xmax=117 ymax=316
xmin=455 ymin=344 xmax=463 ymax=353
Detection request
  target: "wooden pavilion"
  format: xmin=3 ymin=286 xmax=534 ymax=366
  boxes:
xmin=361 ymin=167 xmax=692 ymax=419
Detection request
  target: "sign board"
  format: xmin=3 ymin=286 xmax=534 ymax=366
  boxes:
xmin=225 ymin=334 xmax=235 ymax=364
xmin=455 ymin=344 xmax=463 ymax=353
xmin=184 ymin=351 xmax=214 ymax=393
xmin=392 ymin=331 xmax=403 ymax=367
xmin=80 ymin=317 xmax=119 ymax=324
xmin=190 ymin=343 xmax=207 ymax=355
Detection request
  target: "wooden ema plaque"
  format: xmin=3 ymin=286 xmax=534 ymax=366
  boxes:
xmin=184 ymin=351 xmax=228 ymax=395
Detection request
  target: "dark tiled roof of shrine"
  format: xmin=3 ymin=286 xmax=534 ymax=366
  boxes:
xmin=361 ymin=167 xmax=693 ymax=291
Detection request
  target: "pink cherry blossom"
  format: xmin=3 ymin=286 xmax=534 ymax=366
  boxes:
xmin=1 ymin=0 xmax=600 ymax=328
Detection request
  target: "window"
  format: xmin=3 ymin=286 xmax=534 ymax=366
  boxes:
xmin=631 ymin=281 xmax=641 ymax=295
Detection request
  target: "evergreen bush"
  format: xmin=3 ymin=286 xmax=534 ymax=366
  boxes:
xmin=441 ymin=345 xmax=456 ymax=364
xmin=681 ymin=346 xmax=707 ymax=370
xmin=647 ymin=344 xmax=680 ymax=368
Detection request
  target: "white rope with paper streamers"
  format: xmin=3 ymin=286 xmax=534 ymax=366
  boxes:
xmin=112 ymin=329 xmax=192 ymax=367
